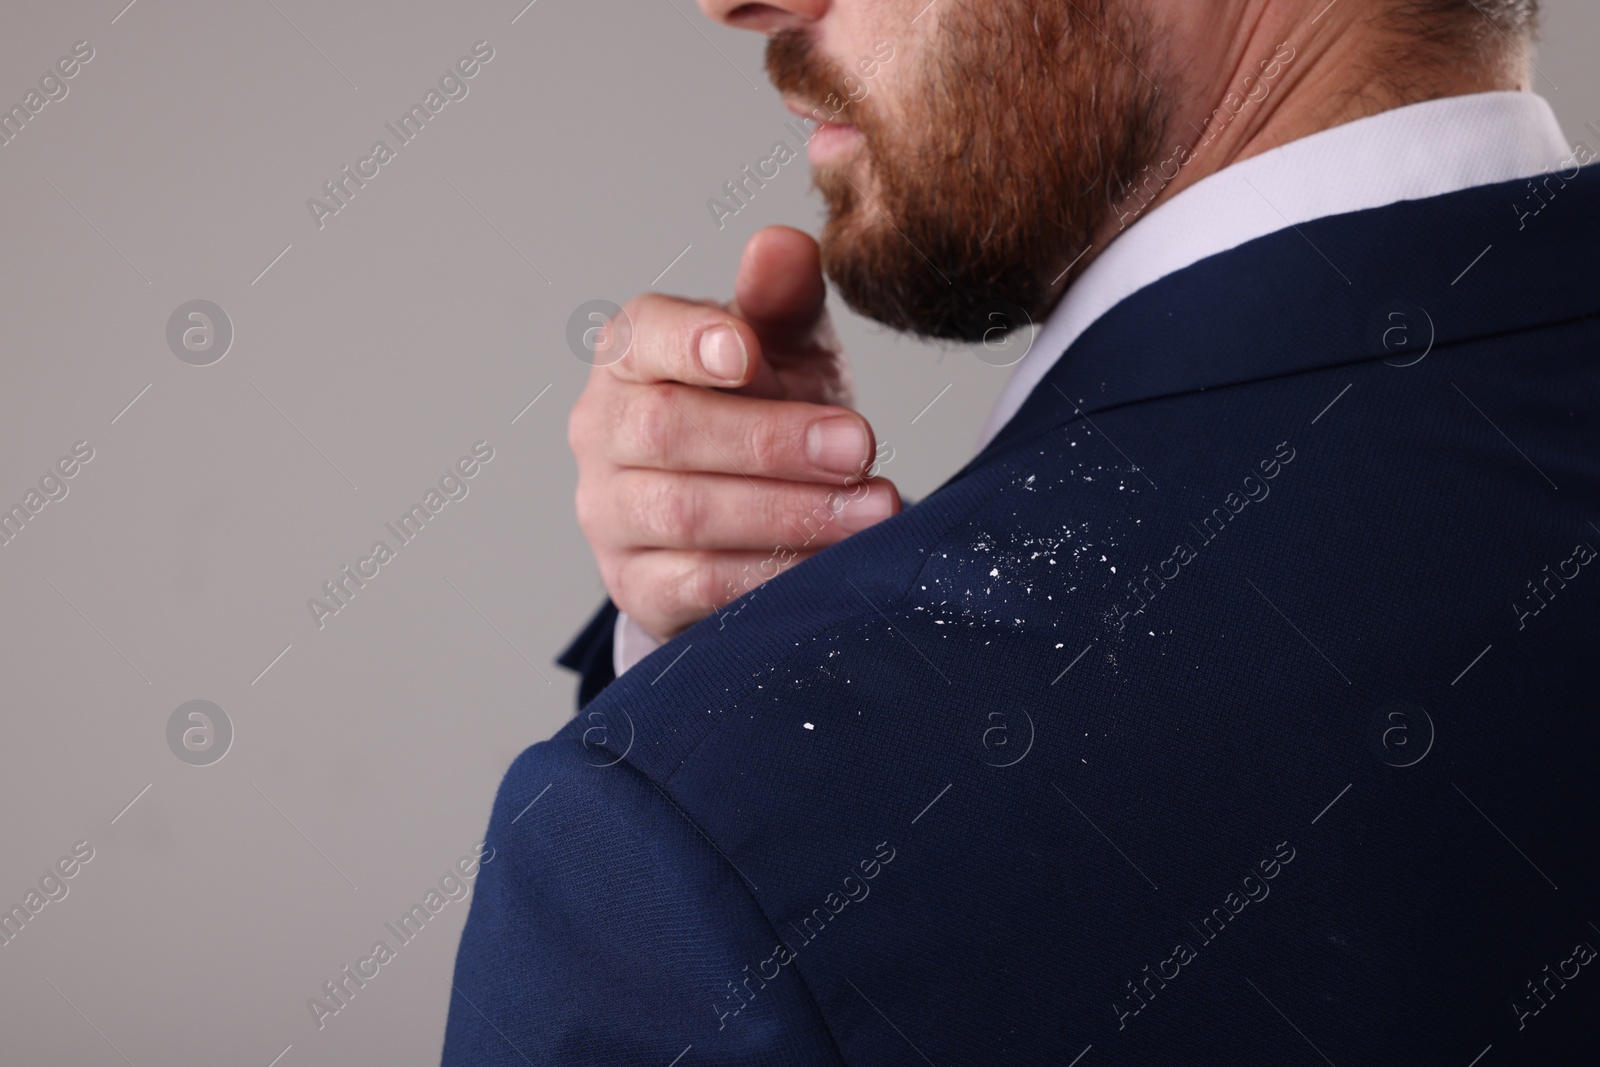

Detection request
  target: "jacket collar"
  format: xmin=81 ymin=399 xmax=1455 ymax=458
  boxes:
xmin=963 ymin=163 xmax=1600 ymax=477
xmin=977 ymin=92 xmax=1573 ymax=447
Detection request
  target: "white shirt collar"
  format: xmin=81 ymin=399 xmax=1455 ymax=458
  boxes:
xmin=978 ymin=91 xmax=1572 ymax=449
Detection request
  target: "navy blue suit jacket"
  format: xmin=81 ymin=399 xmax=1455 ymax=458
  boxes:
xmin=445 ymin=168 xmax=1600 ymax=1065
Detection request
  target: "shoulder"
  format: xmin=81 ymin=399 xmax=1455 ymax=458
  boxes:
xmin=447 ymin=733 xmax=846 ymax=1064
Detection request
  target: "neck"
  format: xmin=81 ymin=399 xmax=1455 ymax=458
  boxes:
xmin=1049 ymin=0 xmax=1533 ymax=305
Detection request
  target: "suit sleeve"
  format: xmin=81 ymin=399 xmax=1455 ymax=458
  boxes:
xmin=556 ymin=601 xmax=618 ymax=710
xmin=442 ymin=737 xmax=846 ymax=1067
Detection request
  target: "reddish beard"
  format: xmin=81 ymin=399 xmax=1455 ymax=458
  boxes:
xmin=766 ymin=2 xmax=1166 ymax=341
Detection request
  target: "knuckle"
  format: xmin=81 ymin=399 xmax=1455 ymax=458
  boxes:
xmin=693 ymin=554 xmax=735 ymax=613
xmin=620 ymin=387 xmax=674 ymax=464
xmin=634 ymin=472 xmax=699 ymax=547
xmin=664 ymin=552 xmax=718 ymax=619
xmin=746 ymin=416 xmax=798 ymax=474
xmin=619 ymin=292 xmax=660 ymax=326
xmin=668 ymin=477 xmax=705 ymax=543
xmin=611 ymin=388 xmax=656 ymax=463
xmin=757 ymin=484 xmax=802 ymax=538
xmin=615 ymin=295 xmax=644 ymax=327
xmin=792 ymin=486 xmax=841 ymax=540
xmin=614 ymin=294 xmax=653 ymax=346
xmin=695 ymin=552 xmax=745 ymax=617
xmin=610 ymin=388 xmax=647 ymax=452
xmin=618 ymin=294 xmax=683 ymax=377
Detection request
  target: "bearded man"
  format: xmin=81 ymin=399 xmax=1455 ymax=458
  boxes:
xmin=445 ymin=1 xmax=1600 ymax=1063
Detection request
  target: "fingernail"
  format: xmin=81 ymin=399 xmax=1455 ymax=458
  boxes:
xmin=838 ymin=484 xmax=895 ymax=532
xmin=698 ymin=324 xmax=747 ymax=382
xmin=806 ymin=417 xmax=869 ymax=475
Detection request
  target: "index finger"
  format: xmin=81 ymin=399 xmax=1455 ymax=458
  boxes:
xmin=606 ymin=292 xmax=764 ymax=389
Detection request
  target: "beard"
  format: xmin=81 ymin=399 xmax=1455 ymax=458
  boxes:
xmin=766 ymin=1 xmax=1167 ymax=341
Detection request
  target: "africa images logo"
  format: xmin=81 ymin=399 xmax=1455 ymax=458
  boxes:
xmin=705 ymin=41 xmax=894 ymax=232
xmin=306 ymin=41 xmax=495 ymax=231
xmin=307 ymin=843 xmax=494 ymax=1031
xmin=307 ymin=442 xmax=495 ymax=630
xmin=0 ymin=440 xmax=94 ymax=550
xmin=0 ymin=40 xmax=94 ymax=150
xmin=713 ymin=841 xmax=896 ymax=1031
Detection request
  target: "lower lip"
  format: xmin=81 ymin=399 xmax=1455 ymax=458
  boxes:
xmin=807 ymin=122 xmax=864 ymax=166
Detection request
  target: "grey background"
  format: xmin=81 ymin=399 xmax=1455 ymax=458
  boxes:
xmin=0 ymin=2 xmax=1594 ymax=1064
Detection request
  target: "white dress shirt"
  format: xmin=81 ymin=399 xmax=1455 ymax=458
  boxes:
xmin=615 ymin=91 xmax=1571 ymax=678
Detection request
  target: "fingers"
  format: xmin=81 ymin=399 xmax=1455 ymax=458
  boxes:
xmin=602 ymin=228 xmax=826 ymax=391
xmin=609 ymin=548 xmax=820 ymax=640
xmin=607 ymin=293 xmax=763 ymax=389
xmin=572 ymin=223 xmax=869 ymax=641
xmin=586 ymin=470 xmax=901 ymax=552
xmin=598 ymin=382 xmax=876 ymax=482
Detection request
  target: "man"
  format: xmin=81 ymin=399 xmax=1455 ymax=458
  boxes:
xmin=446 ymin=0 xmax=1600 ymax=1062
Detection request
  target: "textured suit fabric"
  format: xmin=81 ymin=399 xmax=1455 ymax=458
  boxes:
xmin=445 ymin=169 xmax=1600 ymax=1065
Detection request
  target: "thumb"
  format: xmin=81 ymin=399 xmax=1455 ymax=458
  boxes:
xmin=732 ymin=225 xmax=827 ymax=343
xmin=726 ymin=226 xmax=835 ymax=400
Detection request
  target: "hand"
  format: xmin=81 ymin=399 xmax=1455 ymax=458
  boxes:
xmin=569 ymin=226 xmax=901 ymax=642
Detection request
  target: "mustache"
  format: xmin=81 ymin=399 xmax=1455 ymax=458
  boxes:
xmin=766 ymin=29 xmax=866 ymax=127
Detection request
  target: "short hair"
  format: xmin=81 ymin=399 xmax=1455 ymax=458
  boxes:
xmin=1401 ymin=0 xmax=1541 ymax=37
